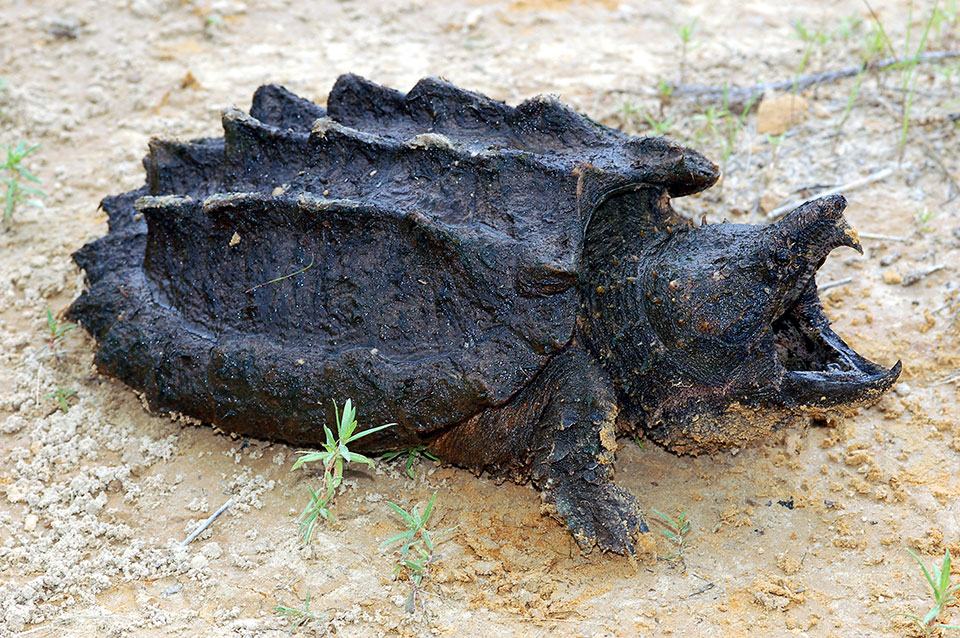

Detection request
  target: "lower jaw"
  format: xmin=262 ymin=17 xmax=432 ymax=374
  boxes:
xmin=641 ymin=399 xmax=861 ymax=456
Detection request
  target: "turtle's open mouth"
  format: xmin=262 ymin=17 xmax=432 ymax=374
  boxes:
xmin=772 ymin=281 xmax=901 ymax=406
xmin=767 ymin=195 xmax=901 ymax=406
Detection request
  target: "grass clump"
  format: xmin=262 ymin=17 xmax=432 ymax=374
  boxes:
xmin=865 ymin=0 xmax=941 ymax=162
xmin=46 ymin=387 xmax=77 ymax=413
xmin=693 ymin=89 xmax=758 ymax=184
xmin=381 ymin=492 xmax=455 ymax=613
xmin=894 ymin=549 xmax=960 ymax=636
xmin=2 ymin=141 xmax=45 ymax=222
xmin=291 ymin=399 xmax=395 ymax=543
xmin=674 ymin=19 xmax=699 ymax=84
xmin=651 ymin=506 xmax=692 ymax=561
xmin=274 ymin=590 xmax=326 ymax=634
xmin=382 ymin=445 xmax=439 ymax=479
xmin=45 ymin=305 xmax=75 ymax=352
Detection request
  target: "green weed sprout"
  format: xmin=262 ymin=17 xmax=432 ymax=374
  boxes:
xmin=720 ymin=88 xmax=758 ymax=168
xmin=45 ymin=305 xmax=75 ymax=352
xmin=693 ymin=88 xmax=758 ymax=184
xmin=382 ymin=445 xmax=439 ymax=479
xmin=656 ymin=77 xmax=674 ymax=102
xmin=898 ymin=2 xmax=938 ymax=161
xmin=894 ymin=549 xmax=960 ymax=636
xmin=643 ymin=112 xmax=674 ymax=135
xmin=46 ymin=387 xmax=77 ymax=413
xmin=866 ymin=0 xmax=939 ymax=161
xmin=651 ymin=507 xmax=691 ymax=560
xmin=675 ymin=19 xmax=699 ymax=83
xmin=2 ymin=141 xmax=45 ymax=221
xmin=916 ymin=206 xmax=943 ymax=233
xmin=381 ymin=493 xmax=455 ymax=613
xmin=291 ymin=399 xmax=395 ymax=543
xmin=274 ymin=590 xmax=326 ymax=634
xmin=764 ymin=133 xmax=786 ymax=174
xmin=834 ymin=25 xmax=886 ymax=140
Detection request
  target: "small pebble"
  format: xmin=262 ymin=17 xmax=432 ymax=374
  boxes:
xmin=23 ymin=514 xmax=39 ymax=532
xmin=882 ymin=270 xmax=903 ymax=285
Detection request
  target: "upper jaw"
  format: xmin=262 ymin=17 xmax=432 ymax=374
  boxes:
xmin=764 ymin=194 xmax=863 ymax=319
xmin=763 ymin=195 xmax=900 ymax=407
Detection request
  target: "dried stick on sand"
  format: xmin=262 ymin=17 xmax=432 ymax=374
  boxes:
xmin=670 ymin=51 xmax=960 ymax=103
xmin=181 ymin=496 xmax=236 ymax=547
xmin=766 ymin=167 xmax=895 ymax=220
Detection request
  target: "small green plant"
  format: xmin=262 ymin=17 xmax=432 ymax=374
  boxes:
xmin=693 ymin=88 xmax=759 ymax=183
xmin=656 ymin=77 xmax=674 ymax=102
xmin=791 ymin=19 xmax=829 ymax=45
xmin=893 ymin=549 xmax=960 ymax=636
xmin=916 ymin=206 xmax=943 ymax=232
xmin=791 ymin=23 xmax=825 ymax=97
xmin=291 ymin=399 xmax=395 ymax=543
xmin=931 ymin=0 xmax=958 ymax=40
xmin=2 ymin=141 xmax=45 ymax=222
xmin=45 ymin=305 xmax=75 ymax=352
xmin=764 ymin=133 xmax=786 ymax=174
xmin=202 ymin=12 xmax=222 ymax=39
xmin=274 ymin=590 xmax=327 ymax=634
xmin=866 ymin=0 xmax=939 ymax=162
xmin=651 ymin=507 xmax=691 ymax=560
xmin=381 ymin=493 xmax=455 ymax=613
xmin=643 ymin=112 xmax=674 ymax=135
xmin=46 ymin=387 xmax=77 ymax=413
xmin=898 ymin=2 xmax=938 ymax=161
xmin=675 ymin=19 xmax=699 ymax=83
xmin=633 ymin=434 xmax=646 ymax=450
xmin=382 ymin=445 xmax=439 ymax=479
xmin=832 ymin=13 xmax=864 ymax=40
xmin=834 ymin=26 xmax=887 ymax=139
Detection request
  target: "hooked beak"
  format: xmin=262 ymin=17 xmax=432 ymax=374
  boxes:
xmin=766 ymin=195 xmax=900 ymax=407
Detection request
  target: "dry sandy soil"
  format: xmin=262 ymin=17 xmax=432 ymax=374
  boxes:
xmin=1 ymin=0 xmax=959 ymax=636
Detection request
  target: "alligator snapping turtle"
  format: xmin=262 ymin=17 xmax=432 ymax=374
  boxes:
xmin=68 ymin=75 xmax=901 ymax=553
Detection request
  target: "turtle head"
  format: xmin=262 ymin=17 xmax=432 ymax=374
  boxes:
xmin=626 ymin=194 xmax=900 ymax=451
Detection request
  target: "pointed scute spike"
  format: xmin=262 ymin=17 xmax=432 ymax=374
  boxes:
xmin=250 ymin=84 xmax=326 ymax=131
xmin=405 ymin=76 xmax=514 ymax=126
xmin=327 ymin=73 xmax=407 ymax=130
xmin=512 ymin=94 xmax=606 ymax=149
xmin=144 ymin=137 xmax=225 ymax=198
xmin=220 ymin=105 xmax=311 ymax=189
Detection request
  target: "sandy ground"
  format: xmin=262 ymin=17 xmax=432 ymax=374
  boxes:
xmin=1 ymin=0 xmax=959 ymax=635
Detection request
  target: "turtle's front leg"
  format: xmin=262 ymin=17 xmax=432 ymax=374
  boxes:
xmin=531 ymin=348 xmax=648 ymax=554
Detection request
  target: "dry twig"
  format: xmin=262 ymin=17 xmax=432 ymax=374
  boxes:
xmin=818 ymin=277 xmax=854 ymax=292
xmin=181 ymin=496 xmax=235 ymax=547
xmin=668 ymin=51 xmax=960 ymax=105
xmin=766 ymin=167 xmax=895 ymax=219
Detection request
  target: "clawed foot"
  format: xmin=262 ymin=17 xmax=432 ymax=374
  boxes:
xmin=541 ymin=480 xmax=649 ymax=555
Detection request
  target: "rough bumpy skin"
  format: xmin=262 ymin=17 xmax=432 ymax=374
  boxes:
xmin=68 ymin=76 xmax=901 ymax=554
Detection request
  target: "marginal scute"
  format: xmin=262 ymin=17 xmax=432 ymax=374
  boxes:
xmin=250 ymin=83 xmax=326 ymax=131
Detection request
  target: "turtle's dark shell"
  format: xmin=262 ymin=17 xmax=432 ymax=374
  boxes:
xmin=68 ymin=76 xmax=715 ymax=447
